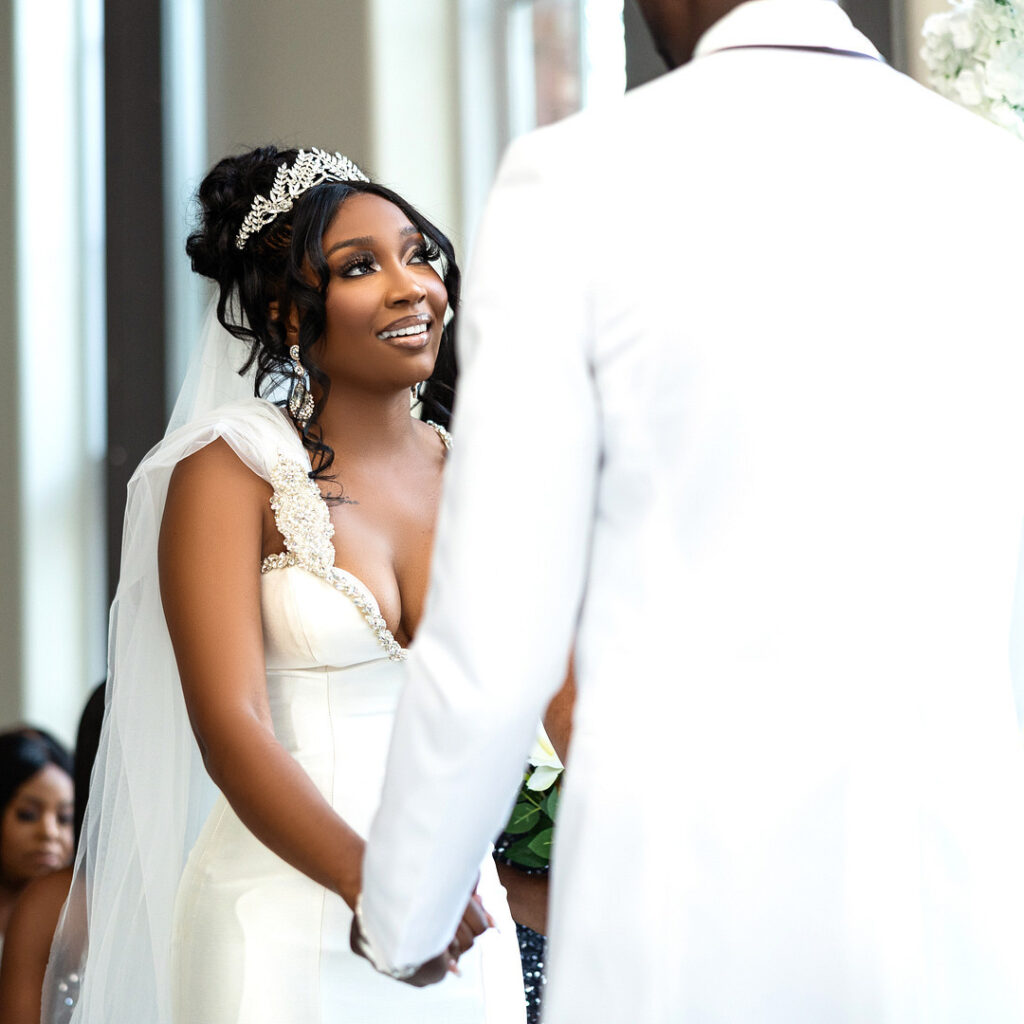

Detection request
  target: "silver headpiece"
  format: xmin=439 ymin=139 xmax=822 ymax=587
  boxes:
xmin=234 ymin=148 xmax=369 ymax=250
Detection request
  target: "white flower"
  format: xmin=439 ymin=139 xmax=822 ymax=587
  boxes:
xmin=976 ymin=0 xmax=1013 ymax=36
xmin=953 ymin=67 xmax=985 ymax=106
xmin=947 ymin=6 xmax=978 ymax=50
xmin=921 ymin=15 xmax=956 ymax=61
xmin=922 ymin=0 xmax=1024 ymax=139
xmin=984 ymin=39 xmax=1024 ymax=104
xmin=988 ymin=98 xmax=1024 ymax=138
xmin=526 ymin=725 xmax=564 ymax=792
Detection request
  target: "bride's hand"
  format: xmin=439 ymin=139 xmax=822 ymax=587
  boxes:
xmin=349 ymin=911 xmax=449 ymax=987
xmin=349 ymin=890 xmax=494 ymax=987
xmin=446 ymin=891 xmax=495 ymax=967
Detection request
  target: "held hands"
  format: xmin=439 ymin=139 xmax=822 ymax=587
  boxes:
xmin=448 ymin=891 xmax=496 ymax=969
xmin=350 ymin=891 xmax=495 ymax=987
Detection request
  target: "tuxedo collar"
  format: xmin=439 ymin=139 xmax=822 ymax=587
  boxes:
xmin=693 ymin=0 xmax=882 ymax=61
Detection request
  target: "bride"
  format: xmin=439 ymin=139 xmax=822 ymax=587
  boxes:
xmin=45 ymin=146 xmax=525 ymax=1023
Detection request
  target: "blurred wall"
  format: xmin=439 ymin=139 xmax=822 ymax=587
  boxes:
xmin=203 ymin=0 xmax=462 ymax=249
xmin=368 ymin=0 xmax=463 ymax=253
xmin=0 ymin=0 xmax=20 ymax=728
xmin=905 ymin=0 xmax=947 ymax=83
xmin=1 ymin=0 xmax=106 ymax=744
xmin=205 ymin=0 xmax=374 ymax=168
xmin=625 ymin=0 xmax=666 ymax=89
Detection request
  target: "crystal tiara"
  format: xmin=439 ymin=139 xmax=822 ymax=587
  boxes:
xmin=234 ymin=148 xmax=369 ymax=250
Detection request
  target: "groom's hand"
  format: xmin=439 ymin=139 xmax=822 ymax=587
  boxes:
xmin=349 ymin=913 xmax=453 ymax=987
xmin=350 ymin=890 xmax=495 ymax=987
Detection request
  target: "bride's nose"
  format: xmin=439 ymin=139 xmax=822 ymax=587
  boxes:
xmin=386 ymin=262 xmax=427 ymax=305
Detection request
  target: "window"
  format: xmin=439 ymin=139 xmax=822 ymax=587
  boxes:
xmin=458 ymin=0 xmax=626 ymax=250
xmin=507 ymin=0 xmax=626 ymax=134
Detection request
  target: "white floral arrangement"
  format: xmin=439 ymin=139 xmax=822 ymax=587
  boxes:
xmin=498 ymin=725 xmax=564 ymax=869
xmin=921 ymin=0 xmax=1024 ymax=139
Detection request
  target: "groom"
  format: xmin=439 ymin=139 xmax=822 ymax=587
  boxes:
xmin=356 ymin=0 xmax=1024 ymax=1019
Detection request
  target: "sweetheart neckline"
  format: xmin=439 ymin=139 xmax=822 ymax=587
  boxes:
xmin=265 ymin=560 xmax=403 ymax=646
xmin=261 ymin=554 xmax=408 ymax=660
xmin=260 ymin=421 xmax=451 ymax=661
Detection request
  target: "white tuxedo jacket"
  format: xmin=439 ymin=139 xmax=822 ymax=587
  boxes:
xmin=362 ymin=1 xmax=1024 ymax=1019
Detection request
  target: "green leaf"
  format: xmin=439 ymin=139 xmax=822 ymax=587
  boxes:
xmin=503 ymin=836 xmax=549 ymax=869
xmin=543 ymin=785 xmax=560 ymax=821
xmin=504 ymin=802 xmax=540 ymax=835
xmin=526 ymin=827 xmax=554 ymax=860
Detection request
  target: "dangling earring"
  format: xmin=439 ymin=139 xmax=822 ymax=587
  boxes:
xmin=410 ymin=381 xmax=424 ymax=402
xmin=288 ymin=343 xmax=315 ymax=428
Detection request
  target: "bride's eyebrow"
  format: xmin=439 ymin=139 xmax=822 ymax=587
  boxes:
xmin=325 ymin=226 xmax=419 ymax=258
xmin=325 ymin=235 xmax=373 ymax=257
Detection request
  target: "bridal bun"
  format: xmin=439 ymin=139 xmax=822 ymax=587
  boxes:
xmin=185 ymin=145 xmax=296 ymax=280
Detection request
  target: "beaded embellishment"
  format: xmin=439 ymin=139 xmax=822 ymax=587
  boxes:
xmin=425 ymin=420 xmax=452 ymax=451
xmin=259 ymin=422 xmax=450 ymax=661
xmin=260 ymin=456 xmax=405 ymax=661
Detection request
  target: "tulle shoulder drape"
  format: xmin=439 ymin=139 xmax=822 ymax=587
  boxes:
xmin=44 ymin=396 xmax=306 ymax=1024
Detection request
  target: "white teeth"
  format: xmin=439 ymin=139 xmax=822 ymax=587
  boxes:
xmin=378 ymin=322 xmax=429 ymax=340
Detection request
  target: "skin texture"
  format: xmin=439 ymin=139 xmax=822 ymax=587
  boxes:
xmin=0 ymin=867 xmax=72 ymax=1024
xmin=495 ymin=862 xmax=550 ymax=936
xmin=544 ymin=657 xmax=576 ymax=766
xmin=159 ymin=192 xmax=483 ymax=982
xmin=0 ymin=765 xmax=74 ymax=935
xmin=635 ymin=0 xmax=746 ymax=66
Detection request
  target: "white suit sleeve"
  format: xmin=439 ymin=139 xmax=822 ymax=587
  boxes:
xmin=359 ymin=129 xmax=599 ymax=968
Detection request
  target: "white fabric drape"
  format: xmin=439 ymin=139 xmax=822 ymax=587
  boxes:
xmin=43 ymin=303 xmax=296 ymax=1023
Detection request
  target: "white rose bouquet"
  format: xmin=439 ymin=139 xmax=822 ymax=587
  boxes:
xmin=921 ymin=0 xmax=1024 ymax=139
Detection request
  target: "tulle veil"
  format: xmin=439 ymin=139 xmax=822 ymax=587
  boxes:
xmin=43 ymin=298 xmax=294 ymax=1022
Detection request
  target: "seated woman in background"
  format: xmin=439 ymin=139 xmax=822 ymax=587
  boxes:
xmin=0 ymin=729 xmax=74 ymax=952
xmin=0 ymin=686 xmax=104 ymax=1024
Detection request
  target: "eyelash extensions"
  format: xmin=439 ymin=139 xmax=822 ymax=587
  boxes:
xmin=338 ymin=239 xmax=442 ymax=279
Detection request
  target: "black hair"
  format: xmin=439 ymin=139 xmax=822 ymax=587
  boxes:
xmin=72 ymin=683 xmax=106 ymax=848
xmin=0 ymin=727 xmax=74 ymax=824
xmin=185 ymin=146 xmax=460 ymax=480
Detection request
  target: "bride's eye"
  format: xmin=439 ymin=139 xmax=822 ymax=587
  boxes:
xmin=339 ymin=255 xmax=377 ymax=278
xmin=409 ymin=240 xmax=440 ymax=264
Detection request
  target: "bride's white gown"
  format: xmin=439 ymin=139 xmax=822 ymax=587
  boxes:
xmin=167 ymin=403 xmax=525 ymax=1023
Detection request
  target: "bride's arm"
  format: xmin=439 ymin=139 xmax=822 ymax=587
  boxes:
xmin=543 ymin=659 xmax=576 ymax=765
xmin=158 ymin=438 xmax=364 ymax=908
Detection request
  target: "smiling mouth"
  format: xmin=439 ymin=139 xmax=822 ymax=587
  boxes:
xmin=377 ymin=321 xmax=430 ymax=341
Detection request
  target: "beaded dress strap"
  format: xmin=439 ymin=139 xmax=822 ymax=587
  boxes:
xmin=426 ymin=420 xmax=452 ymax=451
xmin=259 ymin=420 xmax=451 ymax=661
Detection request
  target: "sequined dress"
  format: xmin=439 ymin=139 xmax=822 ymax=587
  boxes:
xmin=168 ymin=399 xmax=525 ymax=1024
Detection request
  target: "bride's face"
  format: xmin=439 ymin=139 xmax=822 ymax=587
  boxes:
xmin=314 ymin=192 xmax=447 ymax=394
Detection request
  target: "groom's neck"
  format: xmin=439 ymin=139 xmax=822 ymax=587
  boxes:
xmin=635 ymin=0 xmax=748 ymax=67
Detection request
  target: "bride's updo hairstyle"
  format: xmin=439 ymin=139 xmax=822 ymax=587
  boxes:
xmin=185 ymin=145 xmax=460 ymax=478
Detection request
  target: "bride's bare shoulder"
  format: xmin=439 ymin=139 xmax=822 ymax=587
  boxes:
xmin=169 ymin=437 xmax=269 ymax=499
xmin=161 ymin=438 xmax=271 ymax=564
